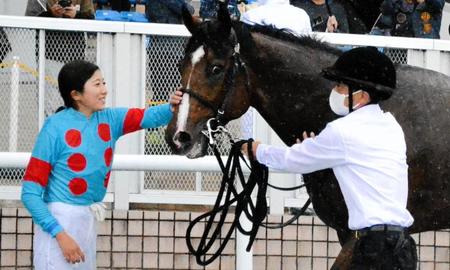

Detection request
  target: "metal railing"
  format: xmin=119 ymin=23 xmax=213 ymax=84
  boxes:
xmin=0 ymin=15 xmax=450 ymax=212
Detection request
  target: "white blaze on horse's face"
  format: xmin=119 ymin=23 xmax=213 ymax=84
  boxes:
xmin=174 ymin=45 xmax=205 ymax=147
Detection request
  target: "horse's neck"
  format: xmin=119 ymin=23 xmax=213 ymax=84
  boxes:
xmin=243 ymin=34 xmax=339 ymax=145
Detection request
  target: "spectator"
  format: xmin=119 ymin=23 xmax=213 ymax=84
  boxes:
xmin=25 ymin=0 xmax=94 ymax=19
xmin=200 ymin=0 xmax=241 ymax=20
xmin=111 ymin=0 xmax=131 ymax=12
xmin=25 ymin=0 xmax=95 ymax=62
xmin=241 ymin=0 xmax=312 ymax=36
xmin=145 ymin=0 xmax=195 ymax=24
xmin=291 ymin=0 xmax=349 ymax=33
xmin=372 ymin=0 xmax=445 ymax=39
xmin=0 ymin=28 xmax=12 ymax=63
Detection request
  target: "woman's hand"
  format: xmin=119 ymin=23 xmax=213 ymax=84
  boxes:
xmin=169 ymin=89 xmax=183 ymax=112
xmin=55 ymin=231 xmax=85 ymax=265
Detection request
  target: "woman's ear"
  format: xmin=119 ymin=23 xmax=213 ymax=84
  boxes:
xmin=70 ymin=89 xmax=81 ymax=102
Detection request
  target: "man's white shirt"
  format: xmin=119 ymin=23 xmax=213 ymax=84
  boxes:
xmin=241 ymin=0 xmax=312 ymax=36
xmin=256 ymin=104 xmax=414 ymax=230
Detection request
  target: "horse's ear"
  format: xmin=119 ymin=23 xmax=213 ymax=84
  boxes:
xmin=217 ymin=0 xmax=231 ymax=37
xmin=182 ymin=5 xmax=201 ymax=33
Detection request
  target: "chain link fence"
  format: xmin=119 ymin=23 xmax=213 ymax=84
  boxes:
xmin=0 ymin=26 xmax=255 ymax=193
xmin=0 ymin=25 xmax=419 ymax=191
xmin=0 ymin=27 xmax=97 ymax=186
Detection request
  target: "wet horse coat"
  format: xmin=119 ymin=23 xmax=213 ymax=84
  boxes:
xmin=165 ymin=5 xmax=450 ymax=268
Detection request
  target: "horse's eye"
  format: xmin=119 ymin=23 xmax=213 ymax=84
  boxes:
xmin=211 ymin=65 xmax=223 ymax=75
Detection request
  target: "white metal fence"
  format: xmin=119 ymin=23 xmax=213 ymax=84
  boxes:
xmin=0 ymin=15 xmax=450 ymax=213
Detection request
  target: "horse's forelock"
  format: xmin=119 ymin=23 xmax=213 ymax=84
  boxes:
xmin=185 ymin=20 xmax=236 ymax=60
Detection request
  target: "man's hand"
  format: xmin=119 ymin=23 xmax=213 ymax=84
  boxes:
xmin=296 ymin=131 xmax=315 ymax=143
xmin=49 ymin=3 xmax=65 ymax=17
xmin=55 ymin=231 xmax=85 ymax=264
xmin=326 ymin=15 xmax=338 ymax=32
xmin=169 ymin=88 xmax=183 ymax=112
xmin=241 ymin=141 xmax=261 ymax=160
xmin=63 ymin=6 xmax=77 ymax=18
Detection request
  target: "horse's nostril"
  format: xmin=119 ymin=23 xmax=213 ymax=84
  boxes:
xmin=175 ymin=131 xmax=191 ymax=144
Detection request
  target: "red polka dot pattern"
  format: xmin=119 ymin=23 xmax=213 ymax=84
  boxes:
xmin=98 ymin=123 xmax=111 ymax=142
xmin=104 ymin=148 xmax=113 ymax=167
xmin=68 ymin=178 xmax=88 ymax=195
xmin=104 ymin=171 xmax=111 ymax=187
xmin=65 ymin=129 xmax=82 ymax=147
xmin=67 ymin=153 xmax=87 ymax=172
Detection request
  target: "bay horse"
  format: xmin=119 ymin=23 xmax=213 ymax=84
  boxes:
xmin=165 ymin=3 xmax=450 ymax=268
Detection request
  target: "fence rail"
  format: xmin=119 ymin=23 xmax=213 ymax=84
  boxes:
xmin=0 ymin=15 xmax=450 ymax=212
xmin=0 ymin=15 xmax=449 ymax=270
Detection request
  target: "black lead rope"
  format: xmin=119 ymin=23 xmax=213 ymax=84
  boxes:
xmin=185 ymin=139 xmax=269 ymax=265
xmin=185 ymin=139 xmax=312 ymax=265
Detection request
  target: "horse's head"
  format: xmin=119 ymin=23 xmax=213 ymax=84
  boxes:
xmin=165 ymin=2 xmax=252 ymax=158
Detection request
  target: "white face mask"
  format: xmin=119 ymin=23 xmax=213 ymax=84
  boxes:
xmin=329 ymin=88 xmax=362 ymax=116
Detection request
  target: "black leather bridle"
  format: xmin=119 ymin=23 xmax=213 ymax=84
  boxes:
xmin=180 ymin=29 xmax=250 ymax=131
xmin=182 ymin=22 xmax=312 ymax=267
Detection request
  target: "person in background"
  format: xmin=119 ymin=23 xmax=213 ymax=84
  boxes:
xmin=372 ymin=0 xmax=445 ymax=39
xmin=145 ymin=0 xmax=195 ymax=24
xmin=21 ymin=60 xmax=183 ymax=269
xmin=25 ymin=0 xmax=95 ymax=19
xmin=0 ymin=28 xmax=12 ymax=63
xmin=25 ymin=0 xmax=95 ymax=64
xmin=111 ymin=0 xmax=131 ymax=12
xmin=242 ymin=47 xmax=417 ymax=269
xmin=200 ymin=0 xmax=241 ymax=20
xmin=241 ymin=0 xmax=312 ymax=36
xmin=291 ymin=0 xmax=349 ymax=33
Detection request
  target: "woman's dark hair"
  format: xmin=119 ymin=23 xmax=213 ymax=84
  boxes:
xmin=57 ymin=60 xmax=100 ymax=108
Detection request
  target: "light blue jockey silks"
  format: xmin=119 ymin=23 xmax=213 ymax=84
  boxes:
xmin=21 ymin=105 xmax=172 ymax=237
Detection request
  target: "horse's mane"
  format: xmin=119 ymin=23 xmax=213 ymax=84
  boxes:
xmin=242 ymin=23 xmax=342 ymax=56
xmin=186 ymin=20 xmax=341 ymax=57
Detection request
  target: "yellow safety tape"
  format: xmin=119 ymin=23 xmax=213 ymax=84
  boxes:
xmin=0 ymin=61 xmax=58 ymax=86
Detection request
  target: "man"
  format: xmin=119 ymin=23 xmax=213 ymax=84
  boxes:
xmin=146 ymin=0 xmax=195 ymax=24
xmin=200 ymin=0 xmax=241 ymax=20
xmin=25 ymin=0 xmax=94 ymax=19
xmin=0 ymin=28 xmax=11 ymax=63
xmin=374 ymin=0 xmax=445 ymax=38
xmin=241 ymin=0 xmax=312 ymax=36
xmin=24 ymin=0 xmax=95 ymax=62
xmin=292 ymin=0 xmax=349 ymax=33
xmin=242 ymin=47 xmax=417 ymax=269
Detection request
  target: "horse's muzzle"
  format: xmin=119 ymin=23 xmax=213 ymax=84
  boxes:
xmin=173 ymin=131 xmax=193 ymax=151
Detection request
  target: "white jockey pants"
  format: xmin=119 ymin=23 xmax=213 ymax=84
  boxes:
xmin=33 ymin=202 xmax=97 ymax=270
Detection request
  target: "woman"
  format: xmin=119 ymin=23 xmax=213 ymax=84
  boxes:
xmin=21 ymin=60 xmax=182 ymax=269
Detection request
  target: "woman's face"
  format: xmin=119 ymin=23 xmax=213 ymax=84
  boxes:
xmin=72 ymin=69 xmax=107 ymax=117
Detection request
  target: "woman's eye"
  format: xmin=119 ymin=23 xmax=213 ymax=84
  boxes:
xmin=211 ymin=65 xmax=223 ymax=75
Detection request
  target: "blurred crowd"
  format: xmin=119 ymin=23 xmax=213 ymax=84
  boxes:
xmin=0 ymin=0 xmax=448 ymax=64
xmin=20 ymin=0 xmax=448 ymax=39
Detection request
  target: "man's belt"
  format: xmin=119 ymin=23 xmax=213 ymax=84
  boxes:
xmin=354 ymin=224 xmax=406 ymax=239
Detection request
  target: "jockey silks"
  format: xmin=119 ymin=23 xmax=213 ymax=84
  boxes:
xmin=22 ymin=105 xmax=172 ymax=237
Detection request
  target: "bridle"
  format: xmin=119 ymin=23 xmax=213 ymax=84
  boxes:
xmin=182 ymin=22 xmax=312 ymax=266
xmin=180 ymin=27 xmax=251 ymax=145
